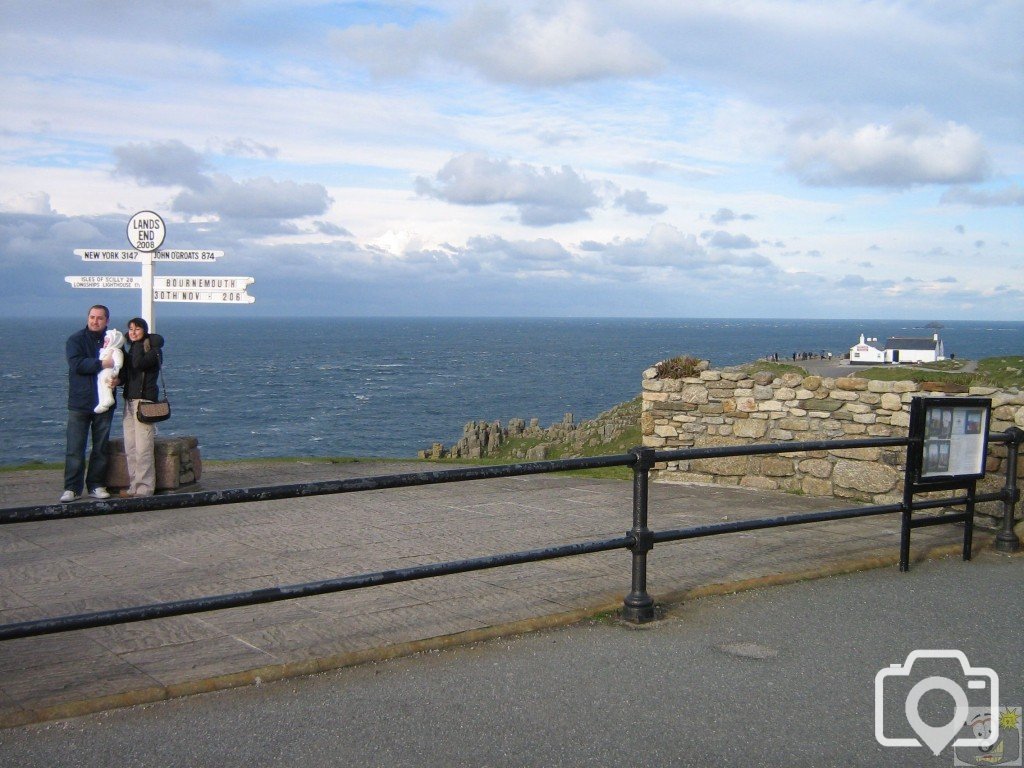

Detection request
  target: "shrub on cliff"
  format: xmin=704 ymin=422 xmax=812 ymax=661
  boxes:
xmin=655 ymin=355 xmax=704 ymax=379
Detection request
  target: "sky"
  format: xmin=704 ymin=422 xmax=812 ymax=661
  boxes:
xmin=1 ymin=0 xmax=1022 ymax=320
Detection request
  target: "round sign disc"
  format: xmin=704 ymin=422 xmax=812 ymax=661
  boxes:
xmin=127 ymin=211 xmax=166 ymax=252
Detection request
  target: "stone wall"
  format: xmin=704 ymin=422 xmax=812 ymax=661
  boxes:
xmin=641 ymin=362 xmax=1023 ymax=519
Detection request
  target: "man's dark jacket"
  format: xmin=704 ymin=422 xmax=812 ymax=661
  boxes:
xmin=66 ymin=327 xmax=107 ymax=412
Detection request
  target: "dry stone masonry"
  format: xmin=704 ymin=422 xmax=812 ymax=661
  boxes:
xmin=641 ymin=360 xmax=1024 ymax=521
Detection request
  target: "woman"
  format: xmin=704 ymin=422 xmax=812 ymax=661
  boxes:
xmin=119 ymin=318 xmax=164 ymax=497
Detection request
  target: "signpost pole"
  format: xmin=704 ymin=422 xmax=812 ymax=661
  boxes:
xmin=141 ymin=250 xmax=155 ymax=331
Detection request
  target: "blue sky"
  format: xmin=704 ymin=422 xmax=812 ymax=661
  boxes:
xmin=1 ymin=0 xmax=1021 ymax=319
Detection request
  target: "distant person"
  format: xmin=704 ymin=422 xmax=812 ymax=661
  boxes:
xmin=61 ymin=305 xmax=117 ymax=502
xmin=117 ymin=318 xmax=164 ymax=497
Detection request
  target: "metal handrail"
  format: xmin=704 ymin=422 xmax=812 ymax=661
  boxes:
xmin=0 ymin=430 xmax=1019 ymax=640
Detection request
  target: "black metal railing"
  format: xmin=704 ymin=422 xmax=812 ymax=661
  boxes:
xmin=1 ymin=428 xmax=1020 ymax=640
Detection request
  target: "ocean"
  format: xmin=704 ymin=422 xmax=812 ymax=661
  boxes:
xmin=1 ymin=317 xmax=1021 ymax=467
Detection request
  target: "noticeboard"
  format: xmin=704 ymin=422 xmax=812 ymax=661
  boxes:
xmin=908 ymin=397 xmax=991 ymax=484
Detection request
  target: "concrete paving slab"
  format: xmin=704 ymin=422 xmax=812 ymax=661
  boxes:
xmin=0 ymin=459 xmax=980 ymax=727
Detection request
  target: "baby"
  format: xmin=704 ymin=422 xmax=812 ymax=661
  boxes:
xmin=95 ymin=328 xmax=125 ymax=413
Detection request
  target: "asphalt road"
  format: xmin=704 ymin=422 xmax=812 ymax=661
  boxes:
xmin=2 ymin=551 xmax=1021 ymax=768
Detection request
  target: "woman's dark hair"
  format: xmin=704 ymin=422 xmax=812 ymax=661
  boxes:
xmin=127 ymin=317 xmax=149 ymax=336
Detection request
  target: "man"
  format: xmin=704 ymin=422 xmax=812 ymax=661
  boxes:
xmin=61 ymin=305 xmax=117 ymax=502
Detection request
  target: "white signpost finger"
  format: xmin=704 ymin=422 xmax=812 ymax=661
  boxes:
xmin=75 ymin=249 xmax=224 ymax=262
xmin=154 ymin=289 xmax=255 ymax=304
xmin=65 ymin=276 xmax=142 ymax=289
xmin=154 ymin=275 xmax=255 ymax=303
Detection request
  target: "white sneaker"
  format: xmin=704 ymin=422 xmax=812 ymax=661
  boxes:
xmin=59 ymin=490 xmax=78 ymax=503
xmin=89 ymin=487 xmax=111 ymax=500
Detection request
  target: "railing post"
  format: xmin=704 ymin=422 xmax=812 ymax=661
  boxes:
xmin=622 ymin=446 xmax=656 ymax=623
xmin=995 ymin=427 xmax=1023 ymax=553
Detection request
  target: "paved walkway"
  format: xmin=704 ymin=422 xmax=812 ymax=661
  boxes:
xmin=0 ymin=460 xmax=984 ymax=728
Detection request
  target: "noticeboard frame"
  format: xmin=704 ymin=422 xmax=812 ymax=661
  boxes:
xmin=907 ymin=396 xmax=991 ymax=486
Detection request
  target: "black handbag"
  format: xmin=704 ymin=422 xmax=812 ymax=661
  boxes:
xmin=136 ymin=356 xmax=171 ymax=424
xmin=136 ymin=398 xmax=170 ymax=424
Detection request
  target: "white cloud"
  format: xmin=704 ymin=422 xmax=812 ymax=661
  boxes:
xmin=0 ymin=191 xmax=54 ymax=215
xmin=173 ymin=175 xmax=331 ymax=220
xmin=613 ymin=189 xmax=666 ymax=216
xmin=596 ymin=223 xmax=772 ymax=272
xmin=941 ymin=184 xmax=1024 ymax=207
xmin=415 ymin=153 xmax=601 ymax=226
xmin=703 ymin=231 xmax=758 ymax=250
xmin=450 ymin=2 xmax=663 ymax=86
xmin=710 ymin=208 xmax=756 ymax=225
xmin=110 ymin=140 xmax=332 ymax=222
xmin=333 ymin=2 xmax=663 ymax=86
xmin=785 ymin=114 xmax=989 ymax=187
xmin=114 ymin=140 xmax=211 ymax=190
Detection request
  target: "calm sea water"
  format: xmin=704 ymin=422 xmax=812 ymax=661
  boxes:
xmin=1 ymin=317 xmax=1021 ymax=466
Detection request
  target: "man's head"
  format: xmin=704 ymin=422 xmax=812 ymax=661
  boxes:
xmin=87 ymin=305 xmax=109 ymax=333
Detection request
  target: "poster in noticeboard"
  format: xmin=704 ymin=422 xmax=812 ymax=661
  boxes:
xmin=910 ymin=397 xmax=991 ymax=483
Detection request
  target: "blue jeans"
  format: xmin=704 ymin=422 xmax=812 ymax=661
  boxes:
xmin=64 ymin=408 xmax=114 ymax=493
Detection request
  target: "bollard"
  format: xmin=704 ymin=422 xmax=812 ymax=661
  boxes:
xmin=622 ymin=446 xmax=656 ymax=623
xmin=995 ymin=427 xmax=1023 ymax=553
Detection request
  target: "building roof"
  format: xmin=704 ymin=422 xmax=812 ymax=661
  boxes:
xmin=885 ymin=336 xmax=939 ymax=351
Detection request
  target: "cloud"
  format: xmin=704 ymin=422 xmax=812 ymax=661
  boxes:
xmin=709 ymin=208 xmax=756 ymax=225
xmin=112 ymin=140 xmax=332 ymax=222
xmin=703 ymin=230 xmax=758 ymax=249
xmin=836 ymin=273 xmax=899 ymax=290
xmin=114 ymin=140 xmax=211 ymax=190
xmin=598 ymin=223 xmax=772 ymax=271
xmin=314 ymin=220 xmax=352 ymax=237
xmin=613 ymin=189 xmax=666 ymax=216
xmin=941 ymin=184 xmax=1024 ymax=207
xmin=785 ymin=114 xmax=989 ymax=187
xmin=172 ymin=175 xmax=332 ymax=221
xmin=333 ymin=3 xmax=663 ymax=86
xmin=215 ymin=138 xmax=279 ymax=159
xmin=1 ymin=191 xmax=54 ymax=215
xmin=463 ymin=235 xmax=572 ymax=273
xmin=415 ymin=153 xmax=601 ymax=226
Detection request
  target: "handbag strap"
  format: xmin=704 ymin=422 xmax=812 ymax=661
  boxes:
xmin=140 ymin=349 xmax=169 ymax=401
xmin=155 ymin=349 xmax=169 ymax=400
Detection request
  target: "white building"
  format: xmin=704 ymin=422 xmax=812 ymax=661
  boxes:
xmin=849 ymin=334 xmax=885 ymax=365
xmin=849 ymin=333 xmax=945 ymax=365
xmin=884 ymin=334 xmax=945 ymax=364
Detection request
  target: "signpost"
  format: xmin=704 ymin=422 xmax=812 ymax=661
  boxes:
xmin=67 ymin=212 xmax=254 ymax=330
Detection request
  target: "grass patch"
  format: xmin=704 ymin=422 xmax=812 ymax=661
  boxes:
xmin=973 ymin=356 xmax=1024 ymax=388
xmin=851 ymin=367 xmax=976 ymax=386
xmin=741 ymin=361 xmax=808 ymax=377
xmin=201 ymin=456 xmax=365 ymax=467
xmin=0 ymin=460 xmax=61 ymax=472
xmin=851 ymin=356 xmax=1023 ymax=389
